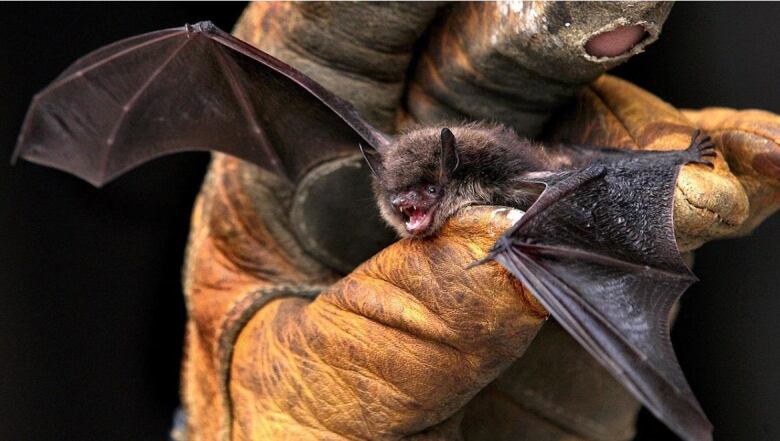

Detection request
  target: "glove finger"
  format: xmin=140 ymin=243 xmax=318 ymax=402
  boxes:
xmin=228 ymin=206 xmax=547 ymax=440
xmin=682 ymin=107 xmax=780 ymax=236
xmin=549 ymin=75 xmax=749 ymax=251
xmin=182 ymin=154 xmax=342 ymax=439
xmin=469 ymin=76 xmax=751 ymax=441
xmin=235 ymin=1 xmax=443 ymax=132
xmin=404 ymin=2 xmax=673 ymax=136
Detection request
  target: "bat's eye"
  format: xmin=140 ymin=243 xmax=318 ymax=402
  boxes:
xmin=426 ymin=185 xmax=438 ymax=195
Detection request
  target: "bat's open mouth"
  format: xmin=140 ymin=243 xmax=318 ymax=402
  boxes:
xmin=400 ymin=205 xmax=435 ymax=235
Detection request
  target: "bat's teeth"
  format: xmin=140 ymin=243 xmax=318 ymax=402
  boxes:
xmin=413 ymin=205 xmax=417 ymax=211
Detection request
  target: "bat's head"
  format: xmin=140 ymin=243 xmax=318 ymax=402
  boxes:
xmin=363 ymin=127 xmax=463 ymax=238
xmin=363 ymin=123 xmax=534 ymax=238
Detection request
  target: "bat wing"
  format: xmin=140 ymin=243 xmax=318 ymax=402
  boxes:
xmin=489 ymin=137 xmax=716 ymax=441
xmin=13 ymin=21 xmax=389 ymax=187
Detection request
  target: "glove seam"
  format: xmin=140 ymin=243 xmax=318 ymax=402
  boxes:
xmin=585 ymin=81 xmax=641 ymax=149
xmin=674 ymin=183 xmax=742 ymax=229
xmin=216 ymin=284 xmax=325 ymax=441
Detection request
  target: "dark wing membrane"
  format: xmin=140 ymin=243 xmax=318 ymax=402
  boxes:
xmin=491 ymin=153 xmax=712 ymax=441
xmin=13 ymin=21 xmax=388 ymax=187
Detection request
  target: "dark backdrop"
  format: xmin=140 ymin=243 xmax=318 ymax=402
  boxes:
xmin=0 ymin=3 xmax=777 ymax=441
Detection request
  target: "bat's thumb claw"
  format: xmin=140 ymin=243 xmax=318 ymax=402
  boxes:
xmin=466 ymin=234 xmax=514 ymax=270
xmin=682 ymin=131 xmax=719 ymax=168
xmin=465 ymin=253 xmax=495 ymax=270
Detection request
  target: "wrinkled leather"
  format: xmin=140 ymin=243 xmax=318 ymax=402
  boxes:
xmin=681 ymin=107 xmax=780 ymax=236
xmin=183 ymin=165 xmax=546 ymax=440
xmin=405 ymin=2 xmax=673 ymax=135
xmin=182 ymin=91 xmax=780 ymax=441
xmin=180 ymin=3 xmax=780 ymax=441
xmin=551 ymin=75 xmax=751 ymax=252
xmin=233 ymin=1 xmax=443 ymax=132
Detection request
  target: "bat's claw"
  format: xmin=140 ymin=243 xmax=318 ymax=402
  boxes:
xmin=684 ymin=129 xmax=717 ymax=168
xmin=466 ymin=235 xmax=513 ymax=270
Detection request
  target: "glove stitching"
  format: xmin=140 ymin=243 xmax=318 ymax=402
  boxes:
xmin=675 ymin=184 xmax=741 ymax=229
xmin=216 ymin=284 xmax=325 ymax=441
xmin=584 ymin=83 xmax=641 ymax=150
xmin=587 ymin=86 xmax=746 ymax=235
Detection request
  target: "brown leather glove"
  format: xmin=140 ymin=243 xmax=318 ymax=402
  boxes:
xmin=180 ymin=3 xmax=780 ymax=441
xmin=180 ymin=77 xmax=780 ymax=441
xmin=457 ymin=76 xmax=780 ymax=441
xmin=183 ymin=167 xmax=545 ymax=440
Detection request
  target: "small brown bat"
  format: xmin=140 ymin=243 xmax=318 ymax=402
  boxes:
xmin=367 ymin=124 xmax=543 ymax=237
xmin=13 ymin=22 xmax=716 ymax=441
xmin=370 ymin=124 xmax=713 ymax=238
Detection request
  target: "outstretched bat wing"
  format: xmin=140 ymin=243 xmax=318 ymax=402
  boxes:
xmin=13 ymin=21 xmax=389 ymax=186
xmin=489 ymin=136 xmax=716 ymax=441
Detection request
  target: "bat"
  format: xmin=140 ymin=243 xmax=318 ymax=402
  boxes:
xmin=370 ymin=124 xmax=715 ymax=441
xmin=13 ymin=21 xmax=715 ymax=441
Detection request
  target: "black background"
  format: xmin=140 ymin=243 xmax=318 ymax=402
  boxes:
xmin=0 ymin=3 xmax=777 ymax=441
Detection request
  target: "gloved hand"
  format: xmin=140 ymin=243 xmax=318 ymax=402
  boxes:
xmin=457 ymin=75 xmax=780 ymax=441
xmin=184 ymin=168 xmax=545 ymax=439
xmin=180 ymin=3 xmax=780 ymax=440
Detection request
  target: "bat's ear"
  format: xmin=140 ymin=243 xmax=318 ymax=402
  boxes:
xmin=359 ymin=143 xmax=384 ymax=179
xmin=440 ymin=128 xmax=459 ymax=180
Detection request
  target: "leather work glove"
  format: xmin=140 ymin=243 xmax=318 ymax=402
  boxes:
xmin=179 ymin=3 xmax=780 ymax=440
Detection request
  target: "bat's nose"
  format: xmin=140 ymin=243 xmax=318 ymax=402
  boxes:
xmin=392 ymin=191 xmax=419 ymax=208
